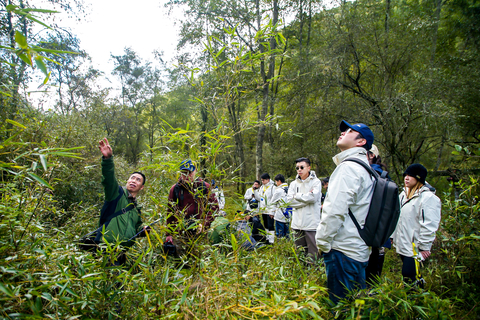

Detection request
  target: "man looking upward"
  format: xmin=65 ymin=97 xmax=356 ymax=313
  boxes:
xmin=315 ymin=120 xmax=375 ymax=304
xmin=96 ymin=138 xmax=148 ymax=265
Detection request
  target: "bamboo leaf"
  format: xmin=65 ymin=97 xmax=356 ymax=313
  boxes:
xmin=34 ymin=56 xmax=48 ymax=75
xmin=0 ymin=283 xmax=14 ymax=297
xmin=17 ymin=52 xmax=32 ymax=66
xmin=15 ymin=31 xmax=28 ymax=49
xmin=27 ymin=172 xmax=53 ymax=189
xmin=39 ymin=154 xmax=47 ymax=171
xmin=5 ymin=119 xmax=26 ymax=129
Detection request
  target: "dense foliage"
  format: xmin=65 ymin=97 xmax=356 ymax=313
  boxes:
xmin=1 ymin=0 xmax=479 ymax=319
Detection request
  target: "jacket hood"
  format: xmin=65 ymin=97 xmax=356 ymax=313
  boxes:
xmin=424 ymin=182 xmax=436 ymax=192
xmin=296 ymin=170 xmax=318 ymax=182
xmin=333 ymin=147 xmax=368 ymax=166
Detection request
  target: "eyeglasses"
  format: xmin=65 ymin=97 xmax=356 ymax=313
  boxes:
xmin=296 ymin=166 xmax=305 ymax=170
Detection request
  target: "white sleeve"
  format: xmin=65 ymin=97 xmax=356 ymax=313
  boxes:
xmin=417 ymin=193 xmax=441 ymax=251
xmin=244 ymin=189 xmax=252 ymax=200
xmin=316 ymin=164 xmax=361 ymax=253
xmin=287 ymin=181 xmax=307 ymax=209
xmin=293 ymin=179 xmax=321 ymax=204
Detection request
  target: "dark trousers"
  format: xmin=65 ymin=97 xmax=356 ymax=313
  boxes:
xmin=400 ymin=255 xmax=424 ymax=288
xmin=366 ymin=247 xmax=385 ymax=285
xmin=275 ymin=220 xmax=289 ymax=238
xmin=262 ymin=214 xmax=275 ymax=231
xmin=323 ymin=249 xmax=368 ymax=304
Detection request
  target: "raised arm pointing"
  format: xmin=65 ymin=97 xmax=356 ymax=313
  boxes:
xmin=98 ymin=138 xmax=113 ymax=159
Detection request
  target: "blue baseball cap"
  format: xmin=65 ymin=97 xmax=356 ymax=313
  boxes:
xmin=179 ymin=159 xmax=196 ymax=172
xmin=339 ymin=120 xmax=374 ymax=150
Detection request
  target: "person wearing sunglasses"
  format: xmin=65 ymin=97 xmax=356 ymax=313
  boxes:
xmin=287 ymin=157 xmax=322 ymax=264
xmin=315 ymin=120 xmax=375 ymax=304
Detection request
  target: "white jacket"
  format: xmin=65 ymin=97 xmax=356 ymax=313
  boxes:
xmin=287 ymin=171 xmax=322 ymax=231
xmin=213 ymin=187 xmax=225 ymax=210
xmin=254 ymin=180 xmax=275 ymax=215
xmin=244 ymin=187 xmax=256 ymax=211
xmin=392 ymin=185 xmax=441 ymax=257
xmin=315 ymin=147 xmax=374 ymax=262
xmin=271 ymin=183 xmax=289 ymax=223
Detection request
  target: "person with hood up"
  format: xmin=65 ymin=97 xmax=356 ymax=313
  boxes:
xmin=392 ymin=164 xmax=441 ymax=287
xmin=287 ymin=157 xmax=322 ymax=262
xmin=254 ymin=173 xmax=276 ymax=243
xmin=271 ymin=174 xmax=290 ymax=239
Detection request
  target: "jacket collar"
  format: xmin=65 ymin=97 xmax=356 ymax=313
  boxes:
xmin=296 ymin=170 xmax=317 ymax=182
xmin=262 ymin=180 xmax=274 ymax=190
xmin=403 ymin=184 xmax=434 ymax=199
xmin=333 ymin=147 xmax=368 ymax=166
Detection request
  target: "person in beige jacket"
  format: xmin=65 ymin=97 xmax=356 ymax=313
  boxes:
xmin=392 ymin=163 xmax=441 ymax=287
xmin=287 ymin=157 xmax=322 ymax=262
xmin=315 ymin=120 xmax=375 ymax=304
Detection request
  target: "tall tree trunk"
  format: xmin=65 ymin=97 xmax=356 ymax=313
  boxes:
xmin=267 ymin=0 xmax=278 ymax=144
xmin=200 ymin=104 xmax=208 ymax=178
xmin=255 ymin=0 xmax=268 ymax=179
xmin=430 ymin=0 xmax=443 ymax=65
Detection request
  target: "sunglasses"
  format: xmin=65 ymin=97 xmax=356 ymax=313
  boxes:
xmin=296 ymin=166 xmax=306 ymax=170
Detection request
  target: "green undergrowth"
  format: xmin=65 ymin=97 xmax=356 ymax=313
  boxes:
xmin=0 ymin=221 xmax=476 ymax=319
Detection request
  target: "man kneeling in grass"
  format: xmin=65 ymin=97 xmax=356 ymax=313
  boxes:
xmin=96 ymin=138 xmax=149 ymax=265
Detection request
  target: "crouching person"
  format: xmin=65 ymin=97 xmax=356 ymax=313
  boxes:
xmin=165 ymin=160 xmax=218 ymax=262
xmin=96 ymin=138 xmax=149 ymax=266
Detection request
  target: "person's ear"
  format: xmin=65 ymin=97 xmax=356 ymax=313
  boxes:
xmin=356 ymin=138 xmax=367 ymax=148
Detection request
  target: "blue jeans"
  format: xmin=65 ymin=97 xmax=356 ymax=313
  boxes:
xmin=275 ymin=220 xmax=289 ymax=238
xmin=323 ymin=249 xmax=368 ymax=304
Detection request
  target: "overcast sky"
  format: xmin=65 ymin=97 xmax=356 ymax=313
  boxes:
xmin=32 ymin=0 xmax=181 ymax=103
xmin=70 ymin=0 xmax=180 ymax=73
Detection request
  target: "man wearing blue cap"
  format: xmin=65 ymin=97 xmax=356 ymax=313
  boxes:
xmin=315 ymin=120 xmax=375 ymax=304
xmin=165 ymin=160 xmax=218 ymax=250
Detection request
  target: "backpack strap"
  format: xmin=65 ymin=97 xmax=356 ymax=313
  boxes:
xmin=94 ymin=187 xmax=138 ymax=241
xmin=342 ymin=158 xmax=378 ymax=234
xmin=99 ymin=186 xmax=125 ymax=226
xmin=342 ymin=157 xmax=380 ymax=179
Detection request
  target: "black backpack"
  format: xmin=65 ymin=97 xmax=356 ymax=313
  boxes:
xmin=343 ymin=158 xmax=401 ymax=248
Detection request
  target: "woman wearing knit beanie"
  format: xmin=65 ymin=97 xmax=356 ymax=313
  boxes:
xmin=392 ymin=164 xmax=441 ymax=287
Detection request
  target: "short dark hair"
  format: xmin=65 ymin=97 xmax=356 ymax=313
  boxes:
xmin=274 ymin=174 xmax=285 ymax=183
xmin=260 ymin=173 xmax=270 ymax=180
xmin=132 ymin=171 xmax=146 ymax=185
xmin=295 ymin=157 xmax=310 ymax=166
xmin=254 ymin=180 xmax=261 ymax=185
xmin=322 ymin=177 xmax=329 ymax=185
xmin=354 ymin=132 xmax=369 ymax=150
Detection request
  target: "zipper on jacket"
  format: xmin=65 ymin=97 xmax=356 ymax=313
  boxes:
xmin=422 ymin=209 xmax=425 ymax=223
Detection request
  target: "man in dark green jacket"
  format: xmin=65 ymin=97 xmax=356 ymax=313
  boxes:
xmin=96 ymin=138 xmax=148 ymax=258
